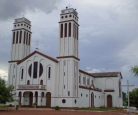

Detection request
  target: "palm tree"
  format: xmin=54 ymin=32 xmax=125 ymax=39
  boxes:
xmin=131 ymin=66 xmax=138 ymax=76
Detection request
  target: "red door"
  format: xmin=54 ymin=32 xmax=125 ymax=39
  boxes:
xmin=107 ymin=95 xmax=112 ymax=107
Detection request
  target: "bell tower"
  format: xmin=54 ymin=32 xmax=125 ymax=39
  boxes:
xmin=11 ymin=17 xmax=32 ymax=61
xmin=56 ymin=7 xmax=79 ymax=107
xmin=8 ymin=17 xmax=31 ymax=88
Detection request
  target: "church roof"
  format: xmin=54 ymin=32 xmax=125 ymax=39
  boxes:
xmin=91 ymin=72 xmax=122 ymax=78
xmin=17 ymin=50 xmax=58 ymax=65
xmin=79 ymin=69 xmax=94 ymax=77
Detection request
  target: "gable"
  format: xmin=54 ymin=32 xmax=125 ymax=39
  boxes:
xmin=17 ymin=51 xmax=58 ymax=65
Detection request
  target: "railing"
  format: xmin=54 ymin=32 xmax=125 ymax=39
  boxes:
xmin=18 ymin=85 xmax=46 ymax=90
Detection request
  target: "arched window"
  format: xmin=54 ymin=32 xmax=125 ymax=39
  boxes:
xmin=65 ymin=23 xmax=67 ymax=37
xmin=28 ymin=62 xmax=43 ymax=79
xmin=16 ymin=31 xmax=19 ymax=43
xmin=21 ymin=68 xmax=24 ymax=79
xmin=69 ymin=23 xmax=71 ymax=37
xmin=19 ymin=31 xmax=22 ymax=43
xmin=27 ymin=80 xmax=30 ymax=85
xmin=60 ymin=24 xmax=63 ymax=38
xmin=48 ymin=67 xmax=51 ymax=79
xmin=40 ymin=80 xmax=43 ymax=85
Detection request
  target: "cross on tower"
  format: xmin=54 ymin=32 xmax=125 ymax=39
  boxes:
xmin=66 ymin=0 xmax=72 ymax=8
xmin=35 ymin=40 xmax=40 ymax=51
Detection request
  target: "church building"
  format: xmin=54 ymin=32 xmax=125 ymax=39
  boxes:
xmin=8 ymin=7 xmax=123 ymax=108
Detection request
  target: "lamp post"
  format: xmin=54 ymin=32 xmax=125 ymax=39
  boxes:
xmin=122 ymin=80 xmax=134 ymax=115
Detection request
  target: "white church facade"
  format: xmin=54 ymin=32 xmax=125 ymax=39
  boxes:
xmin=8 ymin=7 xmax=123 ymax=108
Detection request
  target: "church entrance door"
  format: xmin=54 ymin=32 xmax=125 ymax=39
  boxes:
xmin=107 ymin=95 xmax=112 ymax=107
xmin=46 ymin=92 xmax=51 ymax=107
xmin=23 ymin=92 xmax=33 ymax=106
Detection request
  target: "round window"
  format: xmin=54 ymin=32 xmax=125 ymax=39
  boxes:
xmin=62 ymin=99 xmax=66 ymax=103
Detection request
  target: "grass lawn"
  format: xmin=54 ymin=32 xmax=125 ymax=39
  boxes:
xmin=0 ymin=105 xmax=9 ymax=110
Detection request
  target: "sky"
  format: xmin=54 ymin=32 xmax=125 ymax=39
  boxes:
xmin=0 ymin=0 xmax=138 ymax=91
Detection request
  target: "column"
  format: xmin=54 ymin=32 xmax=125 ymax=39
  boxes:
xmin=37 ymin=92 xmax=42 ymax=106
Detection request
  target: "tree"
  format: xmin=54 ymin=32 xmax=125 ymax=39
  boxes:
xmin=131 ymin=66 xmax=138 ymax=76
xmin=129 ymin=88 xmax=138 ymax=108
xmin=0 ymin=78 xmax=13 ymax=104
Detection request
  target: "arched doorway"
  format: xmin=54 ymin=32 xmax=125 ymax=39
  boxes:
xmin=23 ymin=92 xmax=33 ymax=106
xmin=91 ymin=92 xmax=94 ymax=107
xmin=46 ymin=92 xmax=51 ymax=107
xmin=35 ymin=91 xmax=38 ymax=106
xmin=107 ymin=95 xmax=112 ymax=107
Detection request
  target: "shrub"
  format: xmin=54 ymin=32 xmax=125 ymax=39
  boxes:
xmin=55 ymin=106 xmax=60 ymax=110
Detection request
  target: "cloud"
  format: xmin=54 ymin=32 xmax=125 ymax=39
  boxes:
xmin=0 ymin=69 xmax=8 ymax=80
xmin=0 ymin=0 xmax=138 ymax=89
xmin=0 ymin=0 xmax=62 ymax=20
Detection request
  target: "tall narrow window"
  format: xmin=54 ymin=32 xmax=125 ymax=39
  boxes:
xmin=77 ymin=26 xmax=78 ymax=40
xmin=39 ymin=63 xmax=43 ymax=77
xmin=79 ymin=76 xmax=81 ymax=84
xmin=13 ymin=32 xmax=15 ymax=44
xmin=16 ymin=31 xmax=19 ymax=43
xmin=69 ymin=22 xmax=71 ymax=37
xmin=21 ymin=69 xmax=24 ymax=79
xmin=87 ymin=78 xmax=90 ymax=85
xmin=28 ymin=64 xmax=32 ymax=77
xmin=26 ymin=32 xmax=28 ymax=45
xmin=60 ymin=24 xmax=63 ymax=38
xmin=24 ymin=31 xmax=26 ymax=44
xmin=74 ymin=24 xmax=76 ymax=38
xmin=19 ymin=31 xmax=22 ymax=43
xmin=73 ymin=23 xmax=75 ymax=38
xmin=83 ymin=77 xmax=86 ymax=85
xmin=65 ymin=23 xmax=67 ymax=37
xmin=28 ymin=34 xmax=31 ymax=45
xmin=48 ymin=67 xmax=51 ymax=79
xmin=33 ymin=62 xmax=38 ymax=78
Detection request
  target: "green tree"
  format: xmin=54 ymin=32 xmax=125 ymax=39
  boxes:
xmin=129 ymin=88 xmax=138 ymax=108
xmin=131 ymin=66 xmax=138 ymax=76
xmin=0 ymin=78 xmax=13 ymax=104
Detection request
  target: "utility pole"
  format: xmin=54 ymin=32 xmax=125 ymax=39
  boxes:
xmin=122 ymin=80 xmax=134 ymax=114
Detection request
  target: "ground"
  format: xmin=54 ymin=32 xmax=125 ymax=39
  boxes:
xmin=0 ymin=109 xmax=137 ymax=115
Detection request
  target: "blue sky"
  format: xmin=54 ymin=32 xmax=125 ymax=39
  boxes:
xmin=0 ymin=0 xmax=138 ymax=90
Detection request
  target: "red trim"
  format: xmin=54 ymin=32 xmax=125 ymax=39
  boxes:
xmin=79 ymin=85 xmax=102 ymax=92
xmin=92 ymin=72 xmax=123 ymax=79
xmin=57 ymin=56 xmax=80 ymax=61
xmin=79 ymin=69 xmax=94 ymax=77
xmin=9 ymin=60 xmax=20 ymax=63
xmin=104 ymin=89 xmax=115 ymax=92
